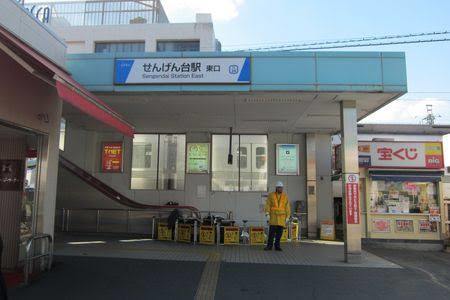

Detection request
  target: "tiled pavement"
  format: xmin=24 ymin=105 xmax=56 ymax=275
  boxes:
xmin=54 ymin=234 xmax=399 ymax=268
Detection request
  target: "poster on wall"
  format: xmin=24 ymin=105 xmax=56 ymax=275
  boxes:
xmin=101 ymin=142 xmax=123 ymax=173
xmin=0 ymin=160 xmax=24 ymax=191
xmin=418 ymin=219 xmax=438 ymax=233
xmin=429 ymin=206 xmax=441 ymax=222
xmin=186 ymin=143 xmax=210 ymax=174
xmin=345 ymin=174 xmax=360 ymax=225
xmin=395 ymin=219 xmax=414 ymax=232
xmin=276 ymin=144 xmax=299 ymax=175
xmin=372 ymin=219 xmax=391 ymax=233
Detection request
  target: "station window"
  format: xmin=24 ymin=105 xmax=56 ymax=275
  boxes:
xmin=95 ymin=41 xmax=145 ymax=53
xmin=59 ymin=118 xmax=66 ymax=151
xmin=131 ymin=134 xmax=185 ymax=190
xmin=156 ymin=40 xmax=200 ymax=52
xmin=212 ymin=135 xmax=268 ymax=192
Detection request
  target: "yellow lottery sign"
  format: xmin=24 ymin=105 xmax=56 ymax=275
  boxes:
xmin=177 ymin=224 xmax=191 ymax=243
xmin=224 ymin=227 xmax=240 ymax=245
xmin=199 ymin=226 xmax=215 ymax=245
xmin=249 ymin=227 xmax=265 ymax=245
xmin=291 ymin=223 xmax=299 ymax=241
xmin=158 ymin=223 xmax=172 ymax=241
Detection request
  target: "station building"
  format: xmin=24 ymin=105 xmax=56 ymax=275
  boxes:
xmin=4 ymin=0 xmax=446 ymax=272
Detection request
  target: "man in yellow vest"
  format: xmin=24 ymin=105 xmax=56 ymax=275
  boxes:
xmin=264 ymin=181 xmax=291 ymax=251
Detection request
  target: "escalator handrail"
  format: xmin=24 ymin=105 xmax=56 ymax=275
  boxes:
xmin=59 ymin=154 xmax=200 ymax=214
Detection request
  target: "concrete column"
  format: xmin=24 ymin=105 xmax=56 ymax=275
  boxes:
xmin=306 ymin=133 xmax=317 ymax=238
xmin=340 ymin=101 xmax=362 ymax=263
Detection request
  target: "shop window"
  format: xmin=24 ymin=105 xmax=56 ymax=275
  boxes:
xmin=131 ymin=134 xmax=186 ymax=190
xmin=59 ymin=118 xmax=66 ymax=151
xmin=212 ymin=135 xmax=267 ymax=192
xmin=95 ymin=41 xmax=145 ymax=53
xmin=156 ymin=40 xmax=200 ymax=52
xmin=369 ymin=181 xmax=438 ymax=214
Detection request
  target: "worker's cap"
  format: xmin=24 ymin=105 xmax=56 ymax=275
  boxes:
xmin=275 ymin=181 xmax=284 ymax=188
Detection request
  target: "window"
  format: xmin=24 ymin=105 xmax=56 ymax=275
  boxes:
xmin=95 ymin=41 xmax=145 ymax=53
xmin=156 ymin=40 xmax=200 ymax=52
xmin=59 ymin=118 xmax=66 ymax=151
xmin=131 ymin=134 xmax=185 ymax=190
xmin=212 ymin=135 xmax=267 ymax=192
xmin=369 ymin=181 xmax=438 ymax=214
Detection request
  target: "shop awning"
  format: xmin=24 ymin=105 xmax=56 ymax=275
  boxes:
xmin=0 ymin=25 xmax=134 ymax=137
xmin=368 ymin=170 xmax=444 ymax=182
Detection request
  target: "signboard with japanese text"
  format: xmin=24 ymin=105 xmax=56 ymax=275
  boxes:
xmin=372 ymin=219 xmax=391 ymax=233
xmin=101 ymin=142 xmax=123 ymax=173
xmin=281 ymin=228 xmax=288 ymax=242
xmin=345 ymin=174 xmax=360 ymax=225
xmin=320 ymin=221 xmax=335 ymax=240
xmin=276 ymin=144 xmax=300 ymax=175
xmin=358 ymin=141 xmax=444 ymax=169
xmin=418 ymin=219 xmax=437 ymax=232
xmin=177 ymin=224 xmax=192 ymax=243
xmin=115 ymin=57 xmax=251 ymax=84
xmin=158 ymin=223 xmax=172 ymax=240
xmin=429 ymin=206 xmax=441 ymax=222
xmin=223 ymin=227 xmax=240 ymax=245
xmin=249 ymin=227 xmax=265 ymax=245
xmin=199 ymin=226 xmax=215 ymax=245
xmin=395 ymin=219 xmax=414 ymax=232
xmin=186 ymin=143 xmax=210 ymax=174
xmin=0 ymin=160 xmax=24 ymax=191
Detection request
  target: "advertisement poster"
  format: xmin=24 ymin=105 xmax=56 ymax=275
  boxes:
xmin=429 ymin=206 xmax=441 ymax=222
xmin=276 ymin=144 xmax=299 ymax=175
xmin=357 ymin=141 xmax=444 ymax=169
xmin=249 ymin=227 xmax=265 ymax=245
xmin=418 ymin=219 xmax=437 ymax=233
xmin=115 ymin=57 xmax=251 ymax=84
xmin=372 ymin=219 xmax=391 ymax=233
xmin=186 ymin=143 xmax=210 ymax=174
xmin=199 ymin=226 xmax=215 ymax=245
xmin=224 ymin=227 xmax=240 ymax=245
xmin=0 ymin=160 xmax=24 ymax=191
xmin=395 ymin=219 xmax=414 ymax=232
xmin=157 ymin=223 xmax=172 ymax=241
xmin=320 ymin=221 xmax=335 ymax=240
xmin=101 ymin=142 xmax=123 ymax=173
xmin=345 ymin=174 xmax=360 ymax=225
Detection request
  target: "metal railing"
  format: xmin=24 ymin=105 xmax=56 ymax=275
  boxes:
xmin=23 ymin=234 xmax=53 ymax=285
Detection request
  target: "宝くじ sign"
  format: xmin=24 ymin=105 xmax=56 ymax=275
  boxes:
xmin=115 ymin=57 xmax=250 ymax=84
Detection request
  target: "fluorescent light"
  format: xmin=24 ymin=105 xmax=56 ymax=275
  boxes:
xmin=68 ymin=241 xmax=106 ymax=245
xmin=119 ymin=239 xmax=153 ymax=243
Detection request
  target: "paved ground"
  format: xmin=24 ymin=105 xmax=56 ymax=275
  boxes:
xmin=7 ymin=234 xmax=450 ymax=299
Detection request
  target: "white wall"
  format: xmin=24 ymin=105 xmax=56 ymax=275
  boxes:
xmin=50 ymin=16 xmax=217 ymax=53
xmin=57 ymin=127 xmax=308 ymax=226
xmin=0 ymin=0 xmax=66 ymax=66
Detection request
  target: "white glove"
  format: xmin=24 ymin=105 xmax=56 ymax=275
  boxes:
xmin=265 ymin=213 xmax=270 ymax=221
xmin=286 ymin=217 xmax=290 ymax=223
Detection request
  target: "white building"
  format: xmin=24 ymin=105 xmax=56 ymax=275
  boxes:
xmin=26 ymin=0 xmax=221 ymax=54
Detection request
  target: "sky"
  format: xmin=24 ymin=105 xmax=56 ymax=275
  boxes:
xmin=25 ymin=0 xmax=450 ymax=162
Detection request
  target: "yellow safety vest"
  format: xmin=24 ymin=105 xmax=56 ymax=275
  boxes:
xmin=265 ymin=192 xmax=291 ymax=227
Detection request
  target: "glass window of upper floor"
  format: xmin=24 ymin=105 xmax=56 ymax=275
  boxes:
xmin=95 ymin=41 xmax=145 ymax=53
xmin=156 ymin=40 xmax=200 ymax=52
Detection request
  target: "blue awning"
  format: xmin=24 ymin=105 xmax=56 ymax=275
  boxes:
xmin=369 ymin=171 xmax=443 ymax=182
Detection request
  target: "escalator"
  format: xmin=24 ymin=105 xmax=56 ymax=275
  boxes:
xmin=59 ymin=155 xmax=199 ymax=213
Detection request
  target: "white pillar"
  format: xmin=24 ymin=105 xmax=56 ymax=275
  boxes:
xmin=306 ymin=133 xmax=317 ymax=238
xmin=340 ymin=100 xmax=362 ymax=263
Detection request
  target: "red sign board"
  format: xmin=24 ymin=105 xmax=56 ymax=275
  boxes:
xmin=101 ymin=142 xmax=123 ymax=173
xmin=345 ymin=174 xmax=360 ymax=225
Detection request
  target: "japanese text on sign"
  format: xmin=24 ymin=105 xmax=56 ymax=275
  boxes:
xmin=101 ymin=142 xmax=123 ymax=173
xmin=249 ymin=227 xmax=265 ymax=245
xmin=199 ymin=226 xmax=215 ymax=245
xmin=177 ymin=224 xmax=192 ymax=243
xmin=158 ymin=223 xmax=172 ymax=241
xmin=345 ymin=174 xmax=360 ymax=225
xmin=115 ymin=57 xmax=250 ymax=84
xmin=224 ymin=227 xmax=240 ymax=245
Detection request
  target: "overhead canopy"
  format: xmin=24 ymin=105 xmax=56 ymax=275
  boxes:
xmin=368 ymin=170 xmax=444 ymax=182
xmin=0 ymin=25 xmax=134 ymax=137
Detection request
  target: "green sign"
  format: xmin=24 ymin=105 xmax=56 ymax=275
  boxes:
xmin=276 ymin=144 xmax=299 ymax=175
xmin=187 ymin=143 xmax=210 ymax=174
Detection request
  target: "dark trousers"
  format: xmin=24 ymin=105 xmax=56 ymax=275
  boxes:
xmin=267 ymin=225 xmax=284 ymax=249
xmin=0 ymin=271 xmax=7 ymax=300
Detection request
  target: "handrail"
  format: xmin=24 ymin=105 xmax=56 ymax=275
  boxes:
xmin=59 ymin=154 xmax=200 ymax=215
xmin=24 ymin=234 xmax=53 ymax=285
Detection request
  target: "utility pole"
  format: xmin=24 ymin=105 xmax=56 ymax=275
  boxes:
xmin=422 ymin=104 xmax=441 ymax=125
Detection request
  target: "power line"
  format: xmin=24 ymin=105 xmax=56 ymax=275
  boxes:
xmin=234 ymin=30 xmax=450 ymax=51
xmin=277 ymin=37 xmax=450 ymax=51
